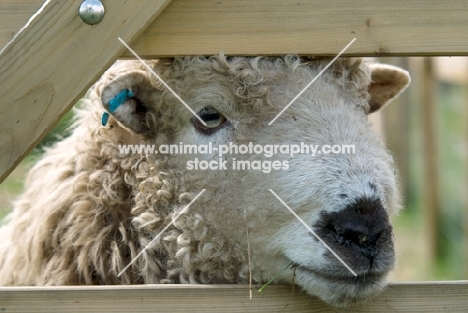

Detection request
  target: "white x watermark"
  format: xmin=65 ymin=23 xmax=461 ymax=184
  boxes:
xmin=118 ymin=37 xmax=207 ymax=126
xmin=268 ymin=38 xmax=356 ymax=125
xmin=269 ymin=189 xmax=357 ymax=276
xmin=116 ymin=36 xmax=357 ymax=280
xmin=117 ymin=189 xmax=206 ymax=277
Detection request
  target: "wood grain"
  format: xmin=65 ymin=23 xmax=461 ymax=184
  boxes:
xmin=0 ymin=0 xmax=173 ymax=183
xmin=128 ymin=0 xmax=468 ymax=57
xmin=0 ymin=282 xmax=467 ymax=312
xmin=2 ymin=0 xmax=468 ymax=58
xmin=0 ymin=1 xmax=43 ymax=48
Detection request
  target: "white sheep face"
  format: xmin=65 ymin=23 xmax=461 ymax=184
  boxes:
xmin=99 ymin=56 xmax=410 ymax=306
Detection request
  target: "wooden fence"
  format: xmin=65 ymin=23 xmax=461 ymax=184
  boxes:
xmin=1 ymin=1 xmax=468 ymax=312
xmin=1 ymin=283 xmax=468 ymax=312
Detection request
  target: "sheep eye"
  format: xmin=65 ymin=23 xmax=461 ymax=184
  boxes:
xmin=193 ymin=107 xmax=227 ymax=134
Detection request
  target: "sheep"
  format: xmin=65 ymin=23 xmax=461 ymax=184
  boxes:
xmin=0 ymin=55 xmax=410 ymax=307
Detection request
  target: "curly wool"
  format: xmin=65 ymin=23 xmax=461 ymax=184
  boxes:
xmin=0 ymin=55 xmax=375 ymax=287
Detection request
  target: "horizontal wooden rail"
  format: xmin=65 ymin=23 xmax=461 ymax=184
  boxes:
xmin=129 ymin=0 xmax=468 ymax=57
xmin=1 ymin=282 xmax=468 ymax=312
xmin=2 ymin=0 xmax=468 ymax=58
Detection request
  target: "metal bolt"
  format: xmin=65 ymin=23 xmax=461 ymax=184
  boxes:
xmin=79 ymin=0 xmax=105 ymax=25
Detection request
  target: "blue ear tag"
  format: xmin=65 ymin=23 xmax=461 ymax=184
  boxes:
xmin=109 ymin=89 xmax=135 ymax=113
xmin=101 ymin=112 xmax=110 ymax=126
xmin=101 ymin=89 xmax=135 ymax=126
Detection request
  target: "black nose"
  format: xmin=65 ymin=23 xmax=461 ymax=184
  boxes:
xmin=316 ymin=197 xmax=392 ymax=264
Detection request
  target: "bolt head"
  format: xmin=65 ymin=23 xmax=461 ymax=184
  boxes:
xmin=79 ymin=0 xmax=105 ymax=25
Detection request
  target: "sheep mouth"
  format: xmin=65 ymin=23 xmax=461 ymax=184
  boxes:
xmin=291 ymin=263 xmax=390 ymax=306
xmin=294 ymin=263 xmax=387 ymax=286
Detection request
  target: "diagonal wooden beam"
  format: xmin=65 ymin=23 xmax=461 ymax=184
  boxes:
xmin=0 ymin=1 xmax=43 ymax=47
xmin=0 ymin=0 xmax=173 ymax=183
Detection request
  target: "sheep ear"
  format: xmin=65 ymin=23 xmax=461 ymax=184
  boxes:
xmin=367 ymin=64 xmax=410 ymax=113
xmin=101 ymin=70 xmax=159 ymax=134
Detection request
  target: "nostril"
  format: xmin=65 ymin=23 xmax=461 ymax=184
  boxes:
xmin=356 ymin=229 xmax=384 ymax=247
xmin=332 ymin=226 xmax=383 ymax=249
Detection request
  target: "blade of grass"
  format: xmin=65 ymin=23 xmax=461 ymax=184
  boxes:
xmin=244 ymin=209 xmax=252 ymax=300
xmin=258 ymin=261 xmax=294 ymax=293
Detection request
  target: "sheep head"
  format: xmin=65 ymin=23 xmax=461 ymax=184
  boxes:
xmin=98 ymin=55 xmax=410 ymax=307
